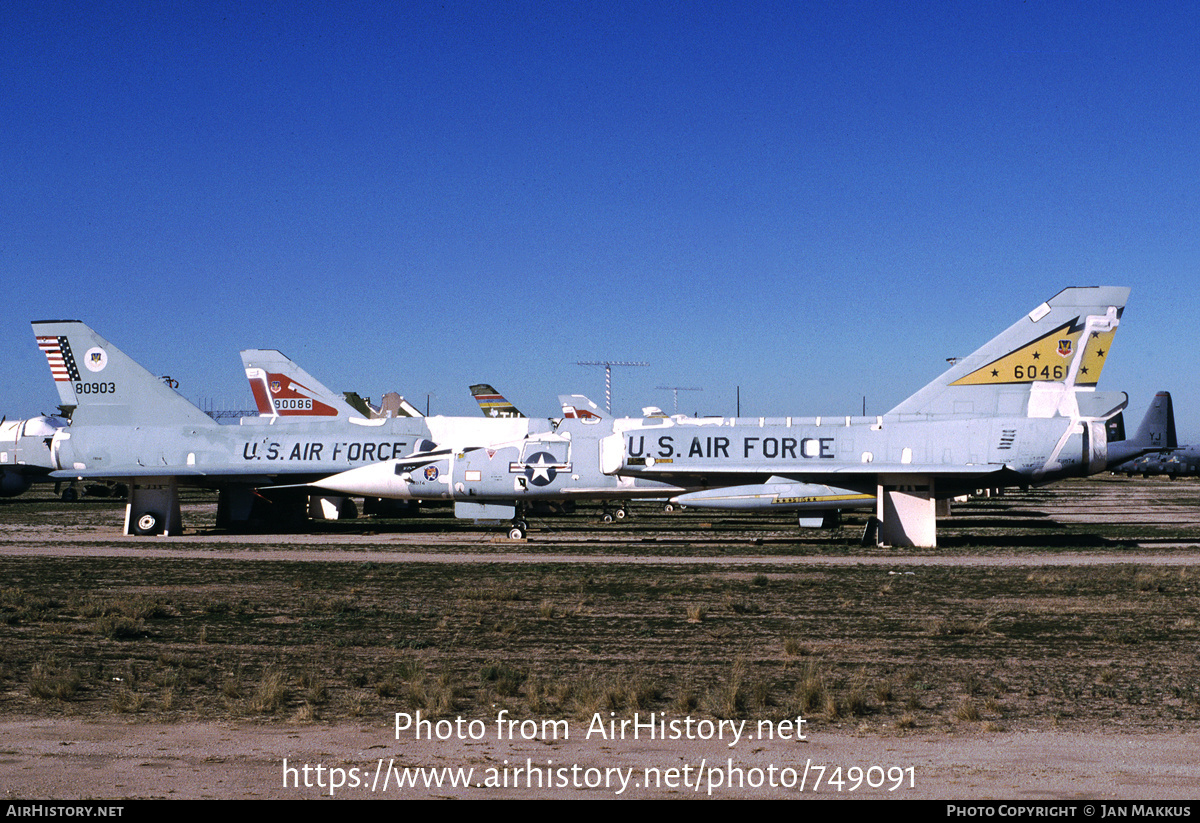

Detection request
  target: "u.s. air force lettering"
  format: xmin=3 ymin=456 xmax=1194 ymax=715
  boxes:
xmin=241 ymin=441 xmax=410 ymax=462
xmin=627 ymin=434 xmax=836 ymax=460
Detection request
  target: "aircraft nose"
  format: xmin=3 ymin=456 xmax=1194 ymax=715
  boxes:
xmin=311 ymin=460 xmax=413 ymax=498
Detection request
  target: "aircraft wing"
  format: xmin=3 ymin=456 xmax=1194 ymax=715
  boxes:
xmin=620 ymin=458 xmax=1009 ymax=477
xmin=48 ymin=465 xmax=329 ymax=481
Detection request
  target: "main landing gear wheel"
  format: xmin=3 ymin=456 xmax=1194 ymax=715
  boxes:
xmin=134 ymin=511 xmax=163 ymax=536
xmin=600 ymin=511 xmax=614 ymax=524
xmin=614 ymin=506 xmax=628 ymax=520
xmin=507 ymin=524 xmax=527 ymax=540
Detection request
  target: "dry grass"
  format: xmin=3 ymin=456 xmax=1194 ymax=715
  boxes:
xmin=2 ymin=481 xmax=1200 ymax=734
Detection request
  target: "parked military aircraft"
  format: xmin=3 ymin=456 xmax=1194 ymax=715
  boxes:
xmin=241 ymin=355 xmax=681 ymax=534
xmin=280 ymin=286 xmax=1164 ymax=544
xmin=1110 ymin=394 xmax=1194 ymax=476
xmin=669 ymin=390 xmax=1173 ymax=525
xmin=0 ymin=414 xmax=67 ymax=497
xmin=305 ymin=414 xmax=686 ymax=535
xmin=32 ymin=288 xmax=1159 ymax=543
xmin=1124 ymin=448 xmax=1200 ymax=477
xmin=33 ymin=321 xmax=441 ymax=535
xmin=470 ymin=385 xmax=525 ymax=418
xmin=243 ymin=349 xmax=361 ymax=420
xmin=603 ymin=286 xmax=1146 ymax=547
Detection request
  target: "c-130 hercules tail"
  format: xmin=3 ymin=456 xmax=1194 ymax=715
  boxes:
xmin=607 ymin=286 xmax=1140 ymax=547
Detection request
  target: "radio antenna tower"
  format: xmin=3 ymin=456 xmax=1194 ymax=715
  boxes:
xmin=656 ymin=385 xmax=702 ymax=414
xmin=576 ymin=360 xmax=649 ymax=414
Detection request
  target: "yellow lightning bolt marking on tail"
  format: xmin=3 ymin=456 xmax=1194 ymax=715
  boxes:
xmin=950 ymin=321 xmax=1081 ymax=386
xmin=1075 ymin=328 xmax=1116 ymax=387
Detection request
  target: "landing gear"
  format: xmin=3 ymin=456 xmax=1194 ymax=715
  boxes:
xmin=599 ymin=502 xmax=628 ymax=524
xmin=133 ymin=511 xmax=163 ymax=536
xmin=507 ymin=519 xmax=528 ymax=539
xmin=124 ymin=478 xmax=183 ymax=536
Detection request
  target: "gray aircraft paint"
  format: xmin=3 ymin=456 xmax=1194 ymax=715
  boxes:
xmin=32 ymin=288 xmax=1165 ymax=543
xmin=0 ymin=415 xmax=66 ymax=496
xmin=599 ymin=287 xmax=1149 ymax=547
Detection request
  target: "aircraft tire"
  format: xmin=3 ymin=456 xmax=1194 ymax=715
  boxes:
xmin=133 ymin=511 xmax=163 ymax=536
xmin=601 ymin=511 xmax=614 ymax=524
xmin=507 ymin=525 xmax=526 ymax=540
xmin=663 ymin=503 xmax=674 ymax=512
xmin=61 ymin=486 xmax=79 ymax=503
xmin=615 ymin=507 xmax=627 ymax=519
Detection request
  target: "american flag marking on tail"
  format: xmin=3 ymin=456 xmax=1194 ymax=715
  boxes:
xmin=37 ymin=336 xmax=80 ymax=382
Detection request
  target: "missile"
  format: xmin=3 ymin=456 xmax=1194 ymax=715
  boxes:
xmin=671 ymin=480 xmax=873 ymax=512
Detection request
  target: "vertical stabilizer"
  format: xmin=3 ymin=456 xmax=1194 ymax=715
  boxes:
xmin=888 ymin=287 xmax=1130 ymax=418
xmin=1107 ymin=391 xmax=1176 ymax=468
xmin=470 ymin=384 xmax=525 ymax=418
xmin=33 ymin=321 xmax=216 ymax=428
xmin=1133 ymin=391 xmax=1177 ymax=449
xmin=241 ymin=350 xmax=360 ymax=419
xmin=372 ymin=391 xmax=423 ymax=419
xmin=559 ymin=394 xmax=608 ymax=421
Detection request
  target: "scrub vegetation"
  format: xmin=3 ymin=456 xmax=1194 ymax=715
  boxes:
xmin=1 ymin=476 xmax=1199 ymax=733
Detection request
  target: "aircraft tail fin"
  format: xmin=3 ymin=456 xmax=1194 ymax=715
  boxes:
xmin=373 ymin=391 xmax=423 ymax=418
xmin=32 ymin=320 xmax=217 ymax=427
xmin=241 ymin=350 xmax=360 ymax=419
xmin=1131 ymin=391 xmax=1177 ymax=449
xmin=470 ymin=384 xmax=525 ymax=418
xmin=559 ymin=394 xmax=607 ymax=421
xmin=888 ymin=286 xmax=1130 ymax=419
xmin=1107 ymin=391 xmax=1176 ymax=468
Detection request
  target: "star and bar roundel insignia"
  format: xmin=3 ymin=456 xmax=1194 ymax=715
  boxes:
xmin=523 ymin=452 xmax=561 ymax=486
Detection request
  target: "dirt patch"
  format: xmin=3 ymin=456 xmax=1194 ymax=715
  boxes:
xmin=2 ymin=477 xmax=1198 ymax=798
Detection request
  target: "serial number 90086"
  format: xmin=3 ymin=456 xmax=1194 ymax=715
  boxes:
xmin=75 ymin=382 xmax=116 ymax=394
xmin=273 ymin=398 xmax=313 ymax=410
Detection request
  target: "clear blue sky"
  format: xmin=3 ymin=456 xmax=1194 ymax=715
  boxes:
xmin=3 ymin=2 xmax=1197 ymax=438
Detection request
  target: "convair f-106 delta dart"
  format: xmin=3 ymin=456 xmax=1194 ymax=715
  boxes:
xmin=33 ymin=322 xmax=440 ymax=535
xmin=608 ymin=286 xmax=1153 ymax=546
xmin=240 ymin=351 xmax=685 ymax=536
xmin=300 ymin=286 xmax=1162 ymax=546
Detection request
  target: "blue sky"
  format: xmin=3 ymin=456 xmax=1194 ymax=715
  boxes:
xmin=3 ymin=2 xmax=1197 ymax=438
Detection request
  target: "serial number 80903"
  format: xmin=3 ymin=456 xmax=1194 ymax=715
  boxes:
xmin=75 ymin=382 xmax=116 ymax=394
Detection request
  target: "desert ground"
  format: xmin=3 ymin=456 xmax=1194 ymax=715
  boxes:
xmin=2 ymin=475 xmax=1199 ymax=799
